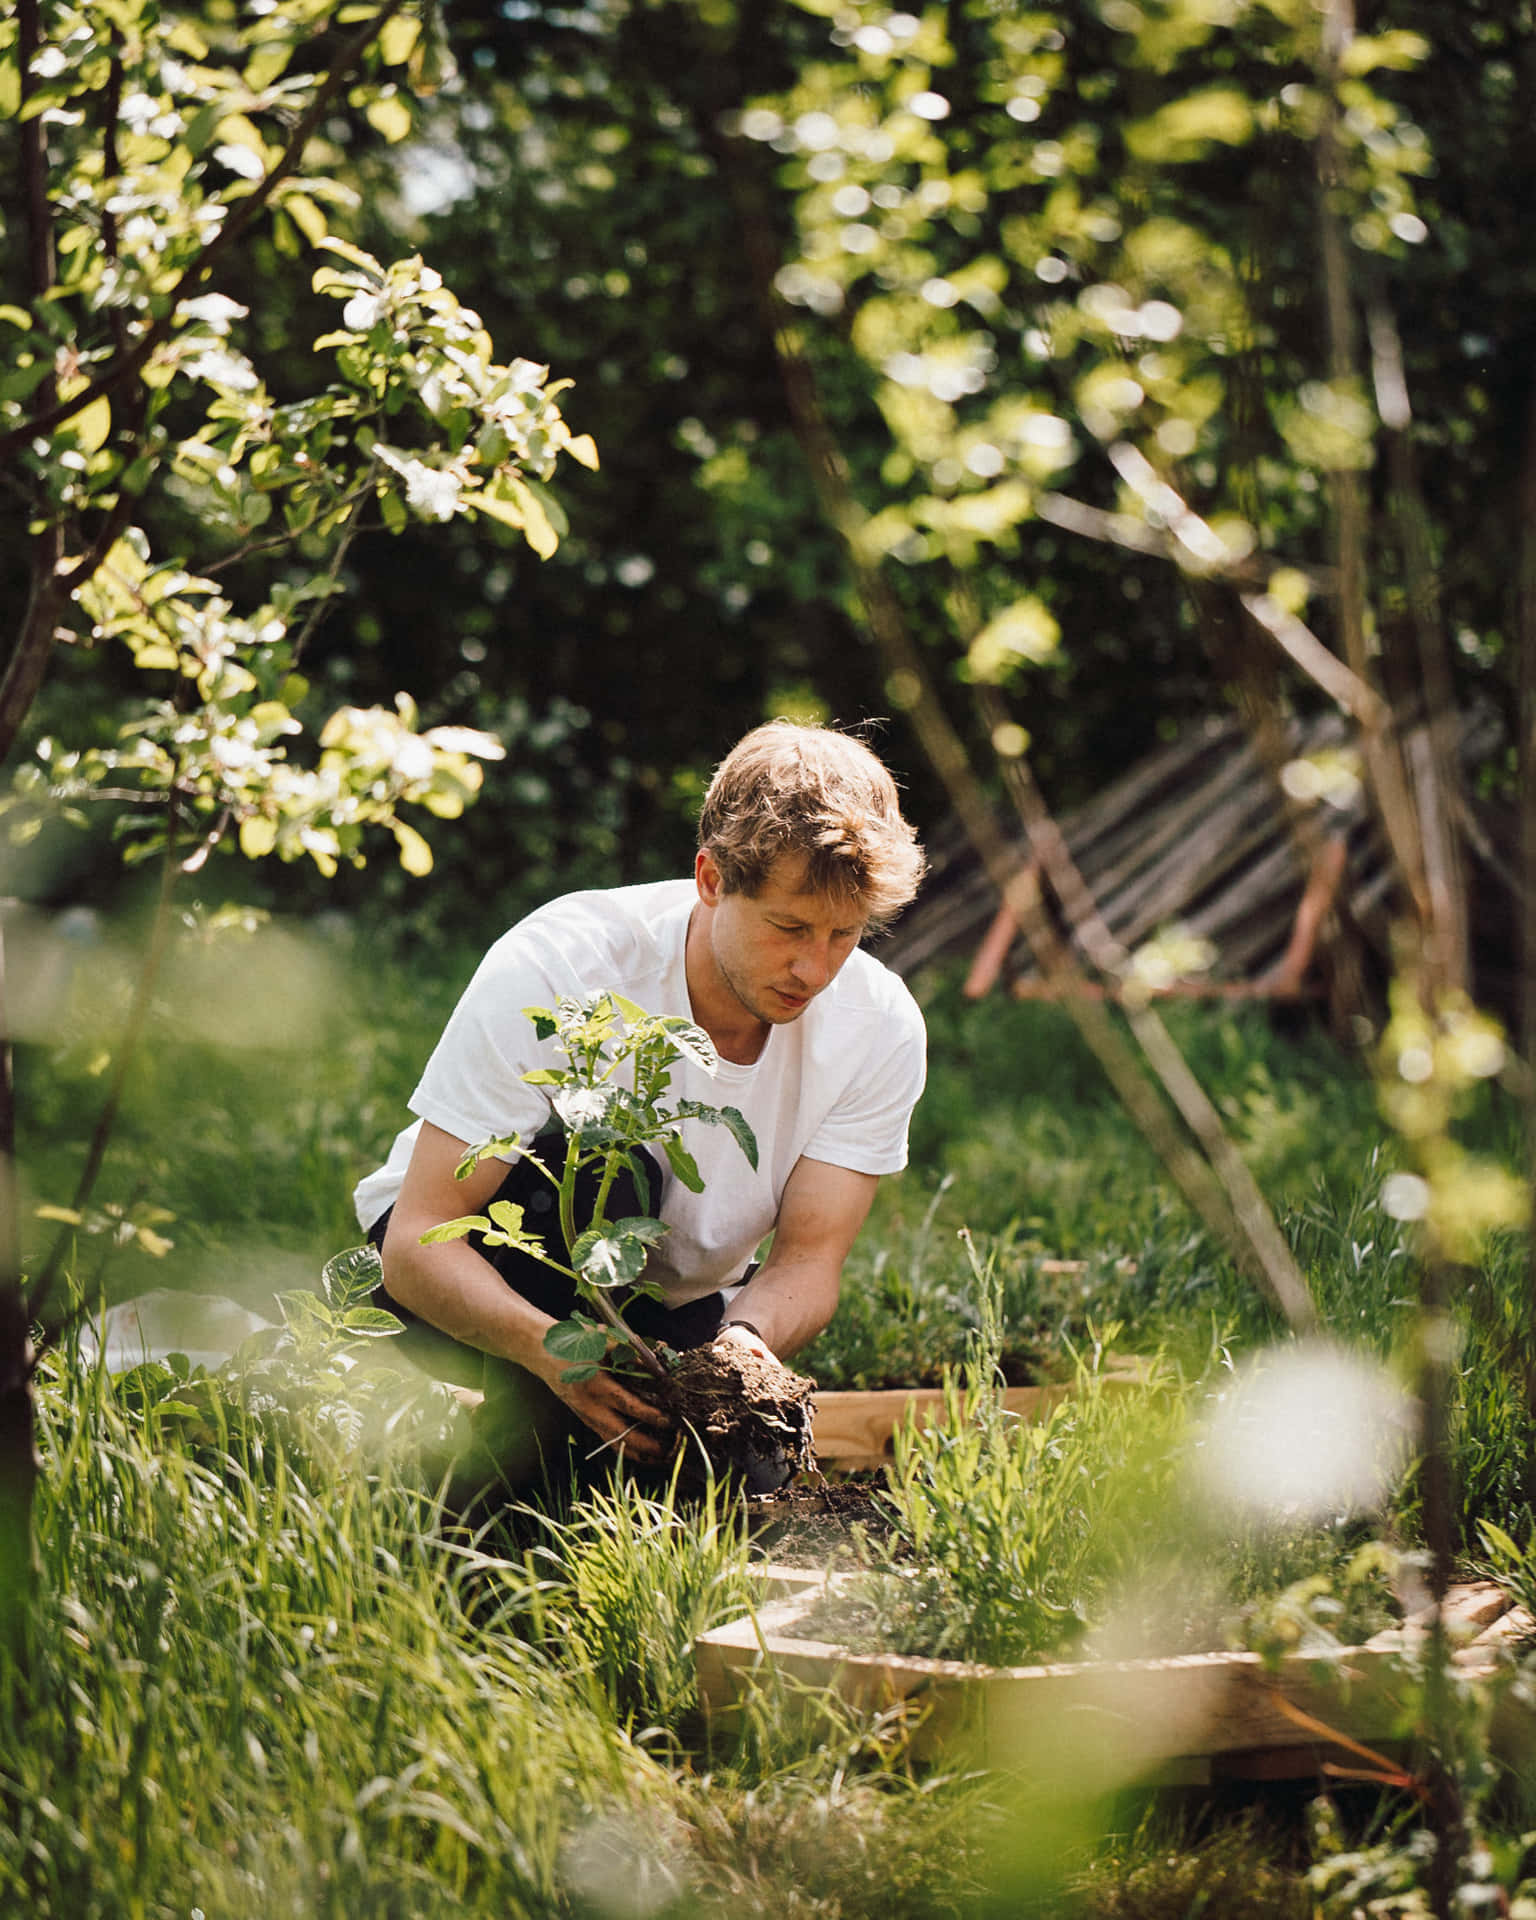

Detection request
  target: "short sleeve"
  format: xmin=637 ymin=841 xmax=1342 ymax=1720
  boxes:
xmin=801 ymin=990 xmax=927 ymax=1176
xmin=408 ymin=937 xmax=560 ymax=1153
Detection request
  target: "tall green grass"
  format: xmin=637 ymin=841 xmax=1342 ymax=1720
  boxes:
xmin=9 ymin=943 xmax=1535 ymax=1914
xmin=5 ymin=1315 xmax=990 ymax=1919
xmin=9 ymin=1335 xmax=665 ymax=1917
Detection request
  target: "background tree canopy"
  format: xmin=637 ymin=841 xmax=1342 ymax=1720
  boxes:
xmin=2 ymin=0 xmax=1530 ymax=960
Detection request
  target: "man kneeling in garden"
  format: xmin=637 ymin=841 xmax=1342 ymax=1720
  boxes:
xmin=354 ymin=720 xmax=927 ymax=1491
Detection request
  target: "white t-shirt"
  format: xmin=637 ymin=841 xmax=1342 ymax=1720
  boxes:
xmin=353 ymin=879 xmax=927 ymax=1306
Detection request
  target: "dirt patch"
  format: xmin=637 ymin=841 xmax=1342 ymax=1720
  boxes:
xmin=661 ymin=1343 xmax=818 ymax=1492
xmin=744 ymin=1472 xmax=899 ymax=1564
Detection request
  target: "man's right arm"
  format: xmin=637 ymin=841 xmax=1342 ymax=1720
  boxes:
xmin=380 ymin=1120 xmax=671 ymax=1462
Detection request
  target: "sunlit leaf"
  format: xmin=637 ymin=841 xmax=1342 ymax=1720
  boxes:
xmin=321 ymin=1243 xmax=384 ymax=1308
xmin=572 ymin=1223 xmax=653 ymax=1288
xmin=64 ymin=394 xmax=111 ymax=455
xmin=418 ymin=1215 xmax=489 ymax=1244
xmin=340 ymin=1307 xmax=404 ymax=1337
xmin=239 ymin=815 xmax=278 ymax=858
xmin=378 ymin=14 xmax=421 ymax=64
xmin=365 ymin=93 xmax=413 ymax=144
xmin=391 ymin=818 xmax=434 ymax=876
xmin=656 ymin=1015 xmax=717 ymax=1073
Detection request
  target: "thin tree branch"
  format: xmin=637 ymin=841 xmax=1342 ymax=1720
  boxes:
xmin=30 ymin=794 xmax=183 ymax=1321
xmin=1315 ymin=0 xmax=1435 ymax=973
xmin=1239 ymin=591 xmax=1390 ymax=728
xmin=1517 ymin=359 xmax=1536 ymax=1491
xmin=1368 ymin=298 xmax=1469 ymax=992
xmin=1320 ymin=7 xmax=1463 ymax=1908
xmin=289 ymin=461 xmax=381 ymax=666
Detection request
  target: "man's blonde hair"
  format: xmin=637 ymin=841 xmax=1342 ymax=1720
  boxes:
xmin=698 ymin=720 xmax=925 ymax=927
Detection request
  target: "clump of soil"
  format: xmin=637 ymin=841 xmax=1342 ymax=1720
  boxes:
xmin=661 ymin=1342 xmax=818 ymax=1492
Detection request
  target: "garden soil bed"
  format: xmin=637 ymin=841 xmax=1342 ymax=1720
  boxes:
xmin=742 ymin=1472 xmax=896 ymax=1561
xmin=695 ymin=1572 xmax=1534 ymax=1784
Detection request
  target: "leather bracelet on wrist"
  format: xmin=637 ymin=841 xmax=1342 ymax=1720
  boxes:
xmin=718 ymin=1318 xmax=765 ymax=1344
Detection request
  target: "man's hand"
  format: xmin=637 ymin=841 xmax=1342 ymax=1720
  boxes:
xmin=541 ymin=1358 xmax=674 ymax=1464
xmin=714 ymin=1321 xmax=775 ymax=1364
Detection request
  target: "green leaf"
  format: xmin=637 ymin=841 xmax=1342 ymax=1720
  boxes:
xmin=720 ymin=1105 xmax=759 ymax=1171
xmin=543 ymin=1318 xmax=609 ymax=1367
xmin=609 ymin=1214 xmax=667 ymax=1246
xmin=283 ymin=191 xmax=328 ymax=248
xmin=321 ymin=1243 xmax=384 ymax=1308
xmin=618 ymin=1151 xmax=655 ymax=1214
xmin=391 ymin=817 xmax=434 ymax=875
xmin=379 ymin=14 xmax=422 ymax=64
xmin=496 ymin=475 xmax=558 ymax=558
xmin=1341 ymin=30 xmax=1430 ymax=75
xmin=1125 ymin=88 xmax=1254 ymax=164
xmin=521 ymin=476 xmax=569 ymax=538
xmin=572 ymin=1222 xmax=653 ymax=1288
xmin=279 ymin=1289 xmax=330 ymax=1328
xmin=365 ymin=93 xmax=413 ymax=144
xmin=340 ymin=1307 xmax=404 ymax=1337
xmin=418 ymin=1214 xmax=489 ymax=1244
xmin=182 ymin=101 xmax=222 ymax=157
xmin=525 ymin=1006 xmax=558 ymax=1041
xmin=244 ymin=42 xmax=291 ymax=89
xmin=657 ymin=1015 xmax=718 ymax=1073
xmin=1478 ymin=1521 xmax=1522 ymax=1568
xmin=454 ymin=1136 xmax=520 ymax=1179
xmin=65 ymin=394 xmax=112 ymax=455
xmin=663 ymin=1136 xmax=704 ymax=1193
xmin=316 ymin=235 xmax=385 ymax=277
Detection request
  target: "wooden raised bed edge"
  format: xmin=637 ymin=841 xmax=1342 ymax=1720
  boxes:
xmin=811 ymin=1357 xmax=1152 ymax=1470
xmin=697 ymin=1572 xmax=1531 ymax=1785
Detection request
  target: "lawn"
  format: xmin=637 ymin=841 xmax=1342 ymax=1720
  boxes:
xmin=6 ymin=923 xmax=1535 ymax=1916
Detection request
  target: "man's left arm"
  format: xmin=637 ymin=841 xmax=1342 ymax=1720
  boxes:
xmin=715 ymin=1156 xmax=878 ymax=1361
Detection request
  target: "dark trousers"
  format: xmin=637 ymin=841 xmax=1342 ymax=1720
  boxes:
xmin=367 ymin=1131 xmax=725 ymax=1503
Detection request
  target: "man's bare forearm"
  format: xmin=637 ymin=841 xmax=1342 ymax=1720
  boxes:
xmin=719 ymin=1252 xmax=840 ymax=1359
xmin=381 ymin=1208 xmax=558 ymax=1375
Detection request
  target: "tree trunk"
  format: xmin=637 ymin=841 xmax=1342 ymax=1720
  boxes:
xmin=0 ymin=919 xmax=35 ymax=1659
xmin=1518 ymin=363 xmax=1536 ymax=1476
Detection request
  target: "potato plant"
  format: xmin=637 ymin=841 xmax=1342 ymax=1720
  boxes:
xmin=421 ymin=990 xmax=757 ymax=1385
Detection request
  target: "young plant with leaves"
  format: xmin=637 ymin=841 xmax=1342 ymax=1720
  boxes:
xmin=420 ymin=991 xmax=758 ymax=1389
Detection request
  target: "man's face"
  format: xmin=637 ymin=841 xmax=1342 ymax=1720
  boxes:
xmin=696 ymin=850 xmax=868 ymax=1028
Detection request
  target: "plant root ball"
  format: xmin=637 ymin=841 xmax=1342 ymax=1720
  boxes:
xmin=662 ymin=1343 xmax=818 ymax=1493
